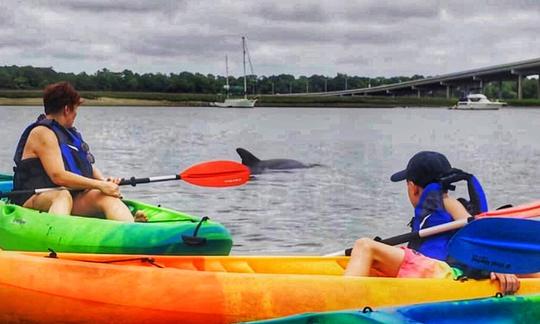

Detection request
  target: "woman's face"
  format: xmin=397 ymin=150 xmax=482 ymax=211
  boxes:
xmin=64 ymin=104 xmax=79 ymax=127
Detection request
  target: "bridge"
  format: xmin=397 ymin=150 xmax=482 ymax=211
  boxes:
xmin=287 ymin=57 xmax=540 ymax=99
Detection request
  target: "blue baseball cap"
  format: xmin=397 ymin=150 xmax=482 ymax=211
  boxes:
xmin=390 ymin=151 xmax=452 ymax=187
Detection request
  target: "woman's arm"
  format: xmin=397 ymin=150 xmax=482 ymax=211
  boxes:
xmin=28 ymin=127 xmax=117 ymax=195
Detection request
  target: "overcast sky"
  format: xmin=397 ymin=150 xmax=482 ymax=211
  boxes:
xmin=1 ymin=0 xmax=538 ymax=78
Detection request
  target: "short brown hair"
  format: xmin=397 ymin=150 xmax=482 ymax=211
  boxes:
xmin=43 ymin=82 xmax=82 ymax=114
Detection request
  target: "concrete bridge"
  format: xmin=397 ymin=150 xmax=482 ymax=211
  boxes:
xmin=288 ymin=57 xmax=540 ymax=99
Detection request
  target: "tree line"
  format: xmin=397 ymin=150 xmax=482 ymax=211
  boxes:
xmin=0 ymin=65 xmax=423 ymax=95
xmin=0 ymin=65 xmax=537 ymax=98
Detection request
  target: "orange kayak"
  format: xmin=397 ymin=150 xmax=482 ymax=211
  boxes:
xmin=1 ymin=251 xmax=540 ymax=323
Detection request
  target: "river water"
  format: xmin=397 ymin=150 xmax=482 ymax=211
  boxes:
xmin=1 ymin=106 xmax=539 ymax=255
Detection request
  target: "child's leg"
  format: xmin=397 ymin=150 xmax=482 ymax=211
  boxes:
xmin=344 ymin=238 xmax=405 ymax=277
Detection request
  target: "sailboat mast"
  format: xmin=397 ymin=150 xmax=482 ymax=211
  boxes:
xmin=242 ymin=36 xmax=247 ymax=99
xmin=225 ymin=55 xmax=229 ymax=99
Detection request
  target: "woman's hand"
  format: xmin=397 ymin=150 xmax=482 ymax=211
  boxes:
xmin=97 ymin=180 xmax=122 ymax=198
xmin=105 ymin=177 xmax=122 ymax=185
xmin=491 ymin=272 xmax=520 ymax=295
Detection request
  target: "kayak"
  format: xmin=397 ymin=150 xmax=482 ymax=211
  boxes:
xmin=0 ymin=180 xmax=12 ymax=193
xmin=0 ymin=199 xmax=232 ymax=255
xmin=0 ymin=173 xmax=12 ymax=193
xmin=0 ymin=173 xmax=12 ymax=181
xmin=246 ymin=294 xmax=540 ymax=323
xmin=1 ymin=252 xmax=540 ymax=323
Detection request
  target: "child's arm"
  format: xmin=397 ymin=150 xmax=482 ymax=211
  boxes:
xmin=443 ymin=195 xmax=471 ymax=220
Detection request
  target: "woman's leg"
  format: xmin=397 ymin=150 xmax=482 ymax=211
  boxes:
xmin=71 ymin=189 xmax=135 ymax=222
xmin=344 ymin=238 xmax=405 ymax=277
xmin=23 ymin=189 xmax=73 ymax=215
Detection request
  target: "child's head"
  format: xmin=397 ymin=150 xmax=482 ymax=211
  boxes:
xmin=390 ymin=151 xmax=453 ymax=207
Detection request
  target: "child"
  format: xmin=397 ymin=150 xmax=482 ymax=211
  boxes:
xmin=344 ymin=151 xmax=520 ymax=295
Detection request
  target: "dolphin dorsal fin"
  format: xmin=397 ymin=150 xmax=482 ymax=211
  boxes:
xmin=236 ymin=148 xmax=260 ymax=166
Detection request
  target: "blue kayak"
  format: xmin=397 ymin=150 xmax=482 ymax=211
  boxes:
xmin=0 ymin=173 xmax=13 ymax=194
xmin=246 ymin=294 xmax=540 ymax=323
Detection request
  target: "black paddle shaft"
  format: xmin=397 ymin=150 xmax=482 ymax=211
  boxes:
xmin=119 ymin=175 xmax=180 ymax=186
xmin=0 ymin=175 xmax=182 ymax=198
xmin=344 ymin=232 xmax=420 ymax=256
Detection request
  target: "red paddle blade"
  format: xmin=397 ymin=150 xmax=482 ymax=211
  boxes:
xmin=180 ymin=160 xmax=250 ymax=187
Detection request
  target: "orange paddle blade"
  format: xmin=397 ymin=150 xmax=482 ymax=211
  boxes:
xmin=180 ymin=160 xmax=250 ymax=187
xmin=478 ymin=200 xmax=540 ymax=219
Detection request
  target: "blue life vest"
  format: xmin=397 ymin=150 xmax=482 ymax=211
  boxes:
xmin=12 ymin=115 xmax=94 ymax=204
xmin=407 ymin=170 xmax=488 ymax=261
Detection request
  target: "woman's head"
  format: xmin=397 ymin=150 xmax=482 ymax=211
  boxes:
xmin=43 ymin=82 xmax=83 ymax=115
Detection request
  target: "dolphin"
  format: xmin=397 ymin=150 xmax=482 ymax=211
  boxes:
xmin=236 ymin=148 xmax=320 ymax=174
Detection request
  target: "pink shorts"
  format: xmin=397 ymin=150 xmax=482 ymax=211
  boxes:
xmin=397 ymin=247 xmax=454 ymax=279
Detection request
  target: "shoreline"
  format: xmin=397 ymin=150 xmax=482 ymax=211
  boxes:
xmin=0 ymin=97 xmax=205 ymax=107
xmin=0 ymin=96 xmax=455 ymax=108
xmin=1 ymin=96 xmax=539 ymax=108
xmin=0 ymin=97 xmax=435 ymax=108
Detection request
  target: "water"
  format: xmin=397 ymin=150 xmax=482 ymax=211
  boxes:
xmin=2 ymin=106 xmax=540 ymax=255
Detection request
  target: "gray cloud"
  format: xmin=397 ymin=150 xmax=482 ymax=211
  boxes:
xmin=0 ymin=0 xmax=538 ymax=77
xmin=55 ymin=0 xmax=185 ymax=13
xmin=341 ymin=1 xmax=441 ymax=22
xmin=252 ymin=3 xmax=328 ymax=23
xmin=122 ymin=33 xmax=233 ymax=57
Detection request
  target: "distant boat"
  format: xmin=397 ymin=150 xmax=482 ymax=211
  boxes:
xmin=212 ymin=37 xmax=257 ymax=108
xmin=450 ymin=94 xmax=505 ymax=110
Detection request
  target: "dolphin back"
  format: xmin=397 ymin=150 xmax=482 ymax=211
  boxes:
xmin=236 ymin=148 xmax=261 ymax=166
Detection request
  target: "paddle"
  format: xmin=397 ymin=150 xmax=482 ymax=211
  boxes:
xmin=0 ymin=160 xmax=250 ymax=199
xmin=448 ymin=218 xmax=540 ymax=274
xmin=325 ymin=202 xmax=540 ymax=257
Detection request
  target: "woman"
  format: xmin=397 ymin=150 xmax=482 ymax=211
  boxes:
xmin=12 ymin=81 xmax=145 ymax=222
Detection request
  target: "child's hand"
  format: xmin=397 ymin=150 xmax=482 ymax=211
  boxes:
xmin=490 ymin=272 xmax=520 ymax=295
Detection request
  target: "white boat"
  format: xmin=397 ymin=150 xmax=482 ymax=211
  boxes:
xmin=212 ymin=98 xmax=257 ymax=108
xmin=212 ymin=37 xmax=257 ymax=108
xmin=450 ymin=94 xmax=505 ymax=110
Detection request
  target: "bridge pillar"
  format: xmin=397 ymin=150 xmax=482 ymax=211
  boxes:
xmin=479 ymin=79 xmax=484 ymax=94
xmin=537 ymin=76 xmax=540 ymax=99
xmin=498 ymin=80 xmax=503 ymax=99
xmin=446 ymin=85 xmax=451 ymax=99
xmin=517 ymin=74 xmax=523 ymax=100
xmin=417 ymin=89 xmax=421 ymax=98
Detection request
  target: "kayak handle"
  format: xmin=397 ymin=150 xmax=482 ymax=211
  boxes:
xmin=182 ymin=216 xmax=209 ymax=246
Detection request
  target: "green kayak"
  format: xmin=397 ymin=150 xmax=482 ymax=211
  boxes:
xmin=0 ymin=199 xmax=232 ymax=255
xmin=247 ymin=294 xmax=540 ymax=323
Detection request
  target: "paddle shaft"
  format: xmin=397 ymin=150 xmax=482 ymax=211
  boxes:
xmin=0 ymin=175 xmax=182 ymax=199
xmin=0 ymin=160 xmax=250 ymax=199
xmin=332 ymin=218 xmax=472 ymax=257
xmin=119 ymin=175 xmax=180 ymax=186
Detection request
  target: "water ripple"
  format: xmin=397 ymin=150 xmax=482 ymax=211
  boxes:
xmin=1 ymin=106 xmax=539 ymax=254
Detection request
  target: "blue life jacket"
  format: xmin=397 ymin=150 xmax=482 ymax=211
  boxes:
xmin=407 ymin=169 xmax=488 ymax=261
xmin=12 ymin=115 xmax=94 ymax=204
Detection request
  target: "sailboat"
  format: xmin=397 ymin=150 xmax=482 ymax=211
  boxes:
xmin=212 ymin=37 xmax=257 ymax=108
